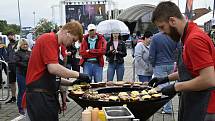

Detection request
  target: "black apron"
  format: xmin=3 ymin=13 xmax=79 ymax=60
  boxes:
xmin=26 ymin=70 xmax=61 ymax=121
xmin=177 ymin=41 xmax=211 ymax=121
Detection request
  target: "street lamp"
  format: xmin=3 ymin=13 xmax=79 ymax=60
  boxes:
xmin=17 ymin=0 xmax=22 ymax=36
xmin=33 ymin=11 xmax=36 ymax=28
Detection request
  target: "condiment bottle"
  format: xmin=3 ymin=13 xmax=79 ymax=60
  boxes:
xmin=98 ymin=110 xmax=106 ymax=121
xmin=82 ymin=109 xmax=91 ymax=121
xmin=88 ymin=106 xmax=93 ymax=111
xmin=91 ymin=108 xmax=99 ymax=121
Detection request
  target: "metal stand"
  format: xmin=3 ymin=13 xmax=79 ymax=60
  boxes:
xmin=0 ymin=60 xmax=10 ymax=102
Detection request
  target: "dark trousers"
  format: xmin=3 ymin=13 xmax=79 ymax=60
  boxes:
xmin=66 ymin=58 xmax=80 ymax=72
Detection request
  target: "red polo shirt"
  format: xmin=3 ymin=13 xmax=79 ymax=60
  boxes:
xmin=26 ymin=32 xmax=59 ymax=85
xmin=22 ymin=32 xmax=59 ymax=108
xmin=182 ymin=22 xmax=215 ymax=113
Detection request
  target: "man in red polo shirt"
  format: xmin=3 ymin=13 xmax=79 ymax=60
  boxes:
xmin=149 ymin=1 xmax=215 ymax=121
xmin=24 ymin=21 xmax=90 ymax=121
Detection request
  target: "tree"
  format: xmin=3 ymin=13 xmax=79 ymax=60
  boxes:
xmin=0 ymin=20 xmax=7 ymax=33
xmin=0 ymin=20 xmax=20 ymax=35
xmin=34 ymin=18 xmax=58 ymax=37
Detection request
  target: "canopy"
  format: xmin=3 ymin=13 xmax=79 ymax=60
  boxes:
xmin=117 ymin=4 xmax=156 ymax=22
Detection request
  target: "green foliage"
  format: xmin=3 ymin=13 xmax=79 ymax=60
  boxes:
xmin=34 ymin=18 xmax=58 ymax=37
xmin=0 ymin=20 xmax=20 ymax=35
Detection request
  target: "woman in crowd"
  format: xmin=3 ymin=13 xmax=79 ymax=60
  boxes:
xmin=66 ymin=40 xmax=81 ymax=72
xmin=15 ymin=39 xmax=31 ymax=115
xmin=106 ymin=32 xmax=127 ymax=81
xmin=134 ymin=31 xmax=153 ymax=82
xmin=0 ymin=36 xmax=7 ymax=88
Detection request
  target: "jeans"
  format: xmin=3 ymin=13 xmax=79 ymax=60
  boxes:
xmin=107 ymin=63 xmax=125 ymax=81
xmin=16 ymin=72 xmax=26 ymax=112
xmin=138 ymin=75 xmax=151 ymax=82
xmin=83 ymin=62 xmax=103 ymax=83
xmin=153 ymin=64 xmax=174 ymax=113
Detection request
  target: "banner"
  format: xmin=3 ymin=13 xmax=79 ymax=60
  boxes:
xmin=185 ymin=0 xmax=193 ymax=20
xmin=65 ymin=4 xmax=106 ymax=30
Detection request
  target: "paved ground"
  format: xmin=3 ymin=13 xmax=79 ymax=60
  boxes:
xmin=0 ymin=49 xmax=179 ymax=121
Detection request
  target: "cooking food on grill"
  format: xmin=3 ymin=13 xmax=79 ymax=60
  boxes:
xmin=118 ymin=92 xmax=128 ymax=96
xmin=118 ymin=92 xmax=129 ymax=101
xmin=130 ymin=96 xmax=140 ymax=101
xmin=131 ymin=91 xmax=140 ymax=97
xmin=130 ymin=91 xmax=140 ymax=101
xmin=148 ymin=88 xmax=158 ymax=94
xmin=98 ymin=82 xmax=106 ymax=87
xmin=114 ymin=81 xmax=125 ymax=86
xmin=151 ymin=93 xmax=162 ymax=98
xmin=68 ymin=83 xmax=90 ymax=92
xmin=88 ymin=90 xmax=98 ymax=95
xmin=90 ymin=83 xmax=100 ymax=88
xmin=98 ymin=94 xmax=110 ymax=101
xmin=106 ymin=81 xmax=114 ymax=86
xmin=142 ymin=95 xmax=152 ymax=100
xmin=68 ymin=85 xmax=81 ymax=91
xmin=89 ymin=95 xmax=100 ymax=100
xmin=141 ymin=90 xmax=148 ymax=95
xmin=134 ymin=82 xmax=143 ymax=85
xmin=73 ymin=90 xmax=85 ymax=94
xmin=123 ymin=83 xmax=132 ymax=87
xmin=109 ymin=96 xmax=119 ymax=101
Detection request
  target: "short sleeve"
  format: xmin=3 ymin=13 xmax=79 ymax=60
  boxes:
xmin=41 ymin=34 xmax=59 ymax=64
xmin=186 ymin=36 xmax=214 ymax=72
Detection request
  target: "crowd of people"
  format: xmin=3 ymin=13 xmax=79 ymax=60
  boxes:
xmin=0 ymin=1 xmax=215 ymax=121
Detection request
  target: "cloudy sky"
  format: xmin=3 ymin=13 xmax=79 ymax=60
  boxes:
xmin=0 ymin=0 xmax=213 ymax=27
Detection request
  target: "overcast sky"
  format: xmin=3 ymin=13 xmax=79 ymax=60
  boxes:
xmin=0 ymin=0 xmax=213 ymax=27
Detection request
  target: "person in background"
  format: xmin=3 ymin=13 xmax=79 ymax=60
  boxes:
xmin=131 ymin=31 xmax=142 ymax=58
xmin=105 ymin=32 xmax=127 ymax=81
xmin=79 ymin=24 xmax=107 ymax=83
xmin=15 ymin=39 xmax=31 ymax=115
xmin=149 ymin=32 xmax=178 ymax=114
xmin=5 ymin=32 xmax=18 ymax=104
xmin=23 ymin=21 xmax=91 ymax=121
xmin=0 ymin=36 xmax=7 ymax=89
xmin=149 ymin=1 xmax=215 ymax=120
xmin=134 ymin=31 xmax=153 ymax=82
xmin=66 ymin=40 xmax=81 ymax=72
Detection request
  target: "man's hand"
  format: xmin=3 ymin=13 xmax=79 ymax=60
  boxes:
xmin=148 ymin=76 xmax=169 ymax=87
xmin=72 ymin=73 xmax=91 ymax=85
xmin=77 ymin=73 xmax=91 ymax=83
xmin=112 ymin=50 xmax=116 ymax=54
xmin=161 ymin=83 xmax=177 ymax=96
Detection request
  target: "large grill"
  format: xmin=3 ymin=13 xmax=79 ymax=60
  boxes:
xmin=69 ymin=86 xmax=173 ymax=121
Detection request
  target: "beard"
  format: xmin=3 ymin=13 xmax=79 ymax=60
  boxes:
xmin=168 ymin=27 xmax=181 ymax=42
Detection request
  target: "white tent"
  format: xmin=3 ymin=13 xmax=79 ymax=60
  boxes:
xmin=194 ymin=11 xmax=214 ymax=27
